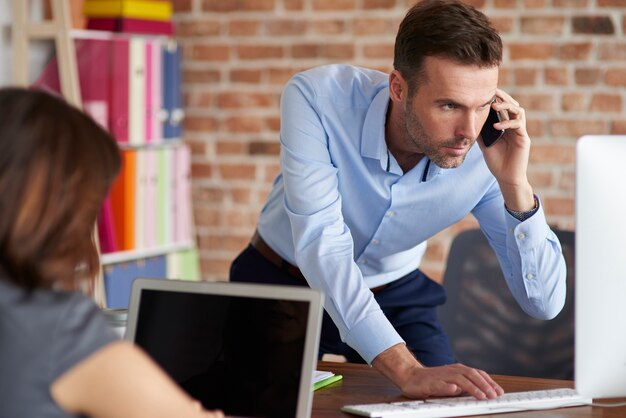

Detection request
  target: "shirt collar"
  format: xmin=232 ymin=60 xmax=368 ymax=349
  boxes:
xmin=361 ymin=87 xmax=391 ymax=171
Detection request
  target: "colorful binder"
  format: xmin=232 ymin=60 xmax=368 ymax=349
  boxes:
xmin=103 ymin=256 xmax=167 ymax=308
xmin=33 ymin=39 xmax=112 ymax=129
xmin=129 ymin=37 xmax=146 ymax=145
xmin=86 ymin=17 xmax=174 ymax=35
xmin=110 ymin=38 xmax=130 ymax=143
xmin=83 ymin=0 xmax=173 ymax=21
xmin=109 ymin=149 xmax=137 ymax=251
xmin=162 ymin=40 xmax=183 ymax=139
xmin=145 ymin=38 xmax=163 ymax=142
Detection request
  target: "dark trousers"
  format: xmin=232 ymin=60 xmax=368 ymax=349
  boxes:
xmin=229 ymin=244 xmax=455 ymax=367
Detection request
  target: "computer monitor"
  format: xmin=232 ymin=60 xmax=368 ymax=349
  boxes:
xmin=575 ymin=135 xmax=626 ymax=398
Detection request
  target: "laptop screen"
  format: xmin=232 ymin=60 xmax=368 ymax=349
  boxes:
xmin=125 ymin=279 xmax=324 ymax=418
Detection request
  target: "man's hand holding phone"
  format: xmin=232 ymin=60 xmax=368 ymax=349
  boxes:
xmin=480 ymin=100 xmax=507 ymax=147
xmin=479 ymin=90 xmax=536 ymax=214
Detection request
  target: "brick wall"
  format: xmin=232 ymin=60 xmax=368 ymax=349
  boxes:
xmin=172 ymin=0 xmax=626 ymax=282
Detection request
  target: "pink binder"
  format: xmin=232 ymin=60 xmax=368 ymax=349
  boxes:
xmin=110 ymin=38 xmax=130 ymax=143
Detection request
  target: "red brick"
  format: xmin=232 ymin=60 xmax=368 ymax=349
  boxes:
xmin=522 ymin=0 xmax=549 ymax=8
xmin=313 ymin=19 xmax=346 ymax=35
xmin=353 ymin=18 xmax=390 ymax=35
xmin=527 ymin=169 xmax=555 ymax=188
xmin=229 ymin=20 xmax=260 ymax=36
xmin=544 ymin=67 xmax=569 ymax=85
xmin=199 ymin=257 xmax=232 ymax=280
xmin=589 ymin=93 xmax=622 ymax=112
xmin=561 ymin=93 xmax=587 ymax=112
xmin=529 ymin=144 xmax=576 ymax=164
xmin=230 ymin=69 xmax=262 ymax=84
xmin=238 ymin=45 xmax=284 ymax=59
xmin=363 ymin=43 xmax=394 ymax=60
xmin=313 ymin=0 xmax=356 ymax=10
xmin=183 ymin=69 xmax=221 ymax=84
xmin=513 ymin=93 xmax=555 ymax=112
xmin=490 ymin=17 xmax=515 ymax=33
xmin=265 ymin=116 xmax=281 ymax=132
xmin=171 ymin=0 xmax=192 ymax=12
xmin=195 ymin=186 xmax=226 ymax=205
xmin=520 ymin=17 xmax=565 ymax=35
xmin=184 ymin=116 xmax=217 ymax=132
xmin=264 ymin=164 xmax=281 ymax=182
xmin=513 ymin=68 xmax=538 ymax=86
xmin=574 ymin=68 xmax=601 ymax=85
xmin=598 ymin=42 xmax=626 ymax=60
xmin=188 ymin=91 xmax=214 ymax=108
xmin=598 ymin=0 xmax=626 ymax=6
xmin=543 ymin=197 xmax=574 ymax=216
xmin=216 ymin=92 xmax=277 ymax=108
xmin=493 ymin=0 xmax=517 ymax=8
xmin=191 ymin=162 xmax=214 ymax=178
xmin=267 ymin=19 xmax=308 ymax=36
xmin=202 ymin=0 xmax=275 ymax=12
xmin=548 ymin=120 xmax=607 ymax=137
xmin=605 ymin=68 xmax=626 ymax=86
xmin=572 ymin=16 xmax=615 ymax=34
xmin=224 ymin=116 xmax=265 ymax=133
xmin=610 ymin=120 xmax=626 ymax=133
xmin=553 ymin=0 xmax=588 ymax=6
xmin=231 ymin=187 xmax=253 ymax=204
xmin=268 ymin=67 xmax=300 ymax=85
xmin=558 ymin=171 xmax=576 ymax=192
xmin=216 ymin=140 xmax=247 ymax=155
xmin=363 ymin=0 xmax=395 ymax=8
xmin=559 ymin=42 xmax=592 ymax=60
xmin=249 ymin=141 xmax=280 ymax=155
xmin=194 ymin=207 xmax=221 ymax=227
xmin=284 ymin=0 xmax=304 ymax=9
xmin=218 ymin=163 xmax=258 ymax=180
xmin=509 ymin=43 xmax=554 ymax=60
xmin=176 ymin=20 xmax=221 ymax=37
xmin=526 ymin=119 xmax=544 ymax=138
xmin=191 ymin=44 xmax=230 ymax=61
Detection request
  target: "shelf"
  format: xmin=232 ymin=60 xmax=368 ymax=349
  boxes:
xmin=70 ymin=28 xmax=172 ymax=41
xmin=116 ymin=138 xmax=182 ymax=150
xmin=101 ymin=241 xmax=195 ymax=265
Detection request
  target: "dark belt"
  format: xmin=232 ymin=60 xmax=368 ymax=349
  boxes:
xmin=250 ymin=230 xmax=388 ymax=293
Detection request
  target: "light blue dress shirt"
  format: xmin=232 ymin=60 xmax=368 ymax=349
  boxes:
xmin=257 ymin=64 xmax=566 ymax=364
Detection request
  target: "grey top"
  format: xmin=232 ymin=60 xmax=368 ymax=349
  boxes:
xmin=0 ymin=279 xmax=117 ymax=418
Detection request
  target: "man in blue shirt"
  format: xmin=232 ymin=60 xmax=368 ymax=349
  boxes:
xmin=230 ymin=0 xmax=565 ymax=400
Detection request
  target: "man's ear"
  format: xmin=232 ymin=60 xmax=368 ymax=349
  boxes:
xmin=389 ymin=70 xmax=407 ymax=103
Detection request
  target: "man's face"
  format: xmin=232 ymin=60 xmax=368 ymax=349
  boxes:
xmin=401 ymin=56 xmax=499 ymax=169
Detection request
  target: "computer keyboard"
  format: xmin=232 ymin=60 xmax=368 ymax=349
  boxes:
xmin=341 ymin=388 xmax=591 ymax=417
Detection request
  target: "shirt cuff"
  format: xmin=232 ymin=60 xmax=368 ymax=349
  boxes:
xmin=343 ymin=309 xmax=405 ymax=364
xmin=505 ymin=194 xmax=540 ymax=222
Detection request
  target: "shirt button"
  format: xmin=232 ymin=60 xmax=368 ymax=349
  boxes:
xmin=371 ymin=239 xmax=380 ymax=245
xmin=526 ymin=273 xmax=535 ymax=280
xmin=508 ymin=228 xmax=514 ymax=233
xmin=386 ymin=211 xmax=396 ymax=218
xmin=359 ymin=259 xmax=367 ymax=265
xmin=517 ymin=233 xmax=526 ymax=240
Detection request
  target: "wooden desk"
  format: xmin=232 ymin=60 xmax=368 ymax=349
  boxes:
xmin=313 ymin=362 xmax=626 ymax=417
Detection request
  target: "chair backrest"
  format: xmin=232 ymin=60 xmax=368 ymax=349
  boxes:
xmin=438 ymin=228 xmax=575 ymax=379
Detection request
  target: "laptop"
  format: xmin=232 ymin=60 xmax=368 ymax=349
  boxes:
xmin=125 ymin=278 xmax=324 ymax=418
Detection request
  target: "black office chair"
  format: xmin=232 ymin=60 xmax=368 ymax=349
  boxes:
xmin=438 ymin=228 xmax=575 ymax=379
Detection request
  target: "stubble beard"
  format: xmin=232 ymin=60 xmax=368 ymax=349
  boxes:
xmin=403 ymin=101 xmax=474 ymax=169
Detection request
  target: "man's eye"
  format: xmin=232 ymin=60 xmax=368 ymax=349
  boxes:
xmin=442 ymin=103 xmax=457 ymax=110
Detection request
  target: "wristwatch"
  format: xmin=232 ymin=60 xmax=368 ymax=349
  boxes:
xmin=506 ymin=195 xmax=539 ymax=222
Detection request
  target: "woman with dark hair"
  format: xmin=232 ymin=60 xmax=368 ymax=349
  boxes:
xmin=0 ymin=87 xmax=223 ymax=418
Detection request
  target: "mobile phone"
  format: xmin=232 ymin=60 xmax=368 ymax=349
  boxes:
xmin=480 ymin=106 xmax=506 ymax=147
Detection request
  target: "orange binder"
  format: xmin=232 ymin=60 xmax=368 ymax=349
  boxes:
xmin=109 ymin=149 xmax=137 ymax=250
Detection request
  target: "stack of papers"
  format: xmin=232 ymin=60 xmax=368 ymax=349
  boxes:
xmin=313 ymin=370 xmax=343 ymax=391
